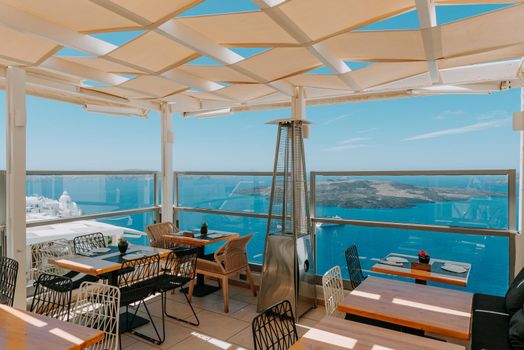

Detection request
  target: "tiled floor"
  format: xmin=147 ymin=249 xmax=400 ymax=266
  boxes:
xmin=122 ymin=284 xmax=325 ymax=350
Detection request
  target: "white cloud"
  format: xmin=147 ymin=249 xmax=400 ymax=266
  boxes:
xmin=340 ymin=137 xmax=370 ymax=144
xmin=324 ymin=144 xmax=369 ymax=152
xmin=321 ymin=113 xmax=353 ymax=125
xmin=324 ymin=136 xmax=372 ymax=152
xmin=433 ymin=110 xmax=466 ymax=120
xmin=403 ymin=118 xmax=510 ymax=142
xmin=356 ymin=127 xmax=378 ymax=134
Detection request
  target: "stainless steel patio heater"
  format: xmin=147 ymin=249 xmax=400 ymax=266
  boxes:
xmin=257 ymin=118 xmax=316 ymax=319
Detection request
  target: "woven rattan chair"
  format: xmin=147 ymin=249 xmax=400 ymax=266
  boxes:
xmin=71 ymin=282 xmax=120 ymax=350
xmin=191 ymin=234 xmax=256 ymax=313
xmin=345 ymin=245 xmax=366 ymax=289
xmin=322 ymin=265 xmax=345 ymax=317
xmin=145 ymin=222 xmax=178 ymax=249
xmin=252 ymin=300 xmax=298 ymax=350
xmin=0 ymin=256 xmax=18 ymax=306
xmin=30 ymin=272 xmax=73 ymax=321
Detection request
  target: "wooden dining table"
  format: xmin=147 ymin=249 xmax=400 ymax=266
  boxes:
xmin=337 ymin=276 xmax=473 ymax=341
xmin=372 ymin=253 xmax=471 ymax=286
xmin=48 ymin=244 xmax=171 ymax=333
xmin=0 ymin=304 xmax=104 ymax=350
xmin=162 ymin=230 xmax=239 ymax=296
xmin=290 ymin=316 xmax=465 ymax=350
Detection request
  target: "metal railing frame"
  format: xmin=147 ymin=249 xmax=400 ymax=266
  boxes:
xmin=0 ymin=171 xmax=161 ymax=239
xmin=174 ymin=170 xmax=517 ymax=281
xmin=0 ymin=169 xmax=518 ymax=281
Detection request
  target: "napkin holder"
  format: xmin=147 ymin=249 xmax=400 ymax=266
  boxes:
xmin=411 ymin=262 xmax=431 ymax=272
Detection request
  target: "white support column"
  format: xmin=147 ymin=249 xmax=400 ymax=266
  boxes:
xmin=160 ymin=103 xmax=174 ymax=223
xmin=516 ymin=88 xmax=524 ymax=277
xmin=6 ymin=66 xmax=27 ymax=307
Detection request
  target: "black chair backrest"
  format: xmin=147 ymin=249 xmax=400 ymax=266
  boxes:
xmin=30 ymin=273 xmax=73 ymax=321
xmin=345 ymin=244 xmax=365 ymax=289
xmin=73 ymin=233 xmax=106 ymax=254
xmin=118 ymin=254 xmax=160 ymax=288
xmin=0 ymin=257 xmax=19 ymax=306
xmin=252 ymin=300 xmax=298 ymax=350
xmin=164 ymin=248 xmax=198 ymax=280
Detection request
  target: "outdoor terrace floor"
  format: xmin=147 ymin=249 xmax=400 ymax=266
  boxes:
xmin=122 ymin=282 xmax=325 ymax=350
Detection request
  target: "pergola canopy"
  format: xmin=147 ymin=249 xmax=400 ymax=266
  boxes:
xmin=1 ymin=0 xmax=524 ymax=115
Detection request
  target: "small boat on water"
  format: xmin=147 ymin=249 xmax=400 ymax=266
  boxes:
xmin=316 ymin=215 xmax=343 ymax=228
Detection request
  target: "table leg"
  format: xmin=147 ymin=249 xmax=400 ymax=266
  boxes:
xmin=415 ymin=279 xmax=427 ymax=285
xmin=182 ymin=246 xmax=221 ymax=297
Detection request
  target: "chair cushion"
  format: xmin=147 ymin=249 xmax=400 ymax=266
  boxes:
xmin=69 ymin=273 xmax=99 ymax=290
xmin=473 ymin=293 xmax=506 ymax=314
xmin=196 ymin=258 xmax=222 ymax=273
xmin=506 ymin=278 xmax=524 ymax=316
xmin=119 ymin=285 xmax=154 ymax=306
xmin=151 ymin=275 xmax=191 ymax=292
xmin=471 ymin=309 xmax=510 ymax=350
xmin=510 ymin=308 xmax=524 ymax=349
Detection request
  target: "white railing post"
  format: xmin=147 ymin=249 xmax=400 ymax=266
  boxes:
xmin=6 ymin=66 xmax=27 ymax=307
xmin=161 ymin=103 xmax=174 ymax=223
xmin=516 ymin=89 xmax=524 ymax=277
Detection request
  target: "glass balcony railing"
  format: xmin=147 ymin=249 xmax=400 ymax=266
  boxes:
xmin=0 ymin=169 xmax=516 ymax=296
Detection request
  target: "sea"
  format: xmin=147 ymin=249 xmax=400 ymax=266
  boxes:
xmin=26 ymin=173 xmax=511 ymax=296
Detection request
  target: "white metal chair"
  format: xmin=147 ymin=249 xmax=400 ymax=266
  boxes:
xmin=71 ymin=282 xmax=120 ymax=350
xmin=322 ymin=265 xmax=345 ymax=317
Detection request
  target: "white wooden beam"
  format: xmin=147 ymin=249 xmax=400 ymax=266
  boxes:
xmin=160 ymin=103 xmax=174 ymax=223
xmin=41 ymin=57 xmax=128 ymax=86
xmin=5 ymin=66 xmax=27 ymax=308
xmin=253 ymin=0 xmax=361 ymax=91
xmin=0 ymin=3 xmax=116 ymax=56
xmin=157 ymin=20 xmax=294 ymax=96
xmin=416 ymin=0 xmax=441 ymax=84
xmin=161 ymin=69 xmax=223 ymax=92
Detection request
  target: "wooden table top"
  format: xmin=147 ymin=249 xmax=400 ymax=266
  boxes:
xmin=290 ymin=316 xmax=465 ymax=350
xmin=48 ymin=244 xmax=171 ymax=276
xmin=162 ymin=231 xmax=239 ymax=247
xmin=371 ymin=253 xmax=471 ymax=287
xmin=0 ymin=305 xmax=104 ymax=350
xmin=337 ymin=276 xmax=473 ymax=340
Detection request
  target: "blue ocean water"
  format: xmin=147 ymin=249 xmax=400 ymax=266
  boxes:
xmin=26 ymin=173 xmax=511 ymax=295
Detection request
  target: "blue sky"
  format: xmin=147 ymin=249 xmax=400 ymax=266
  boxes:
xmin=0 ymin=2 xmax=521 ymax=171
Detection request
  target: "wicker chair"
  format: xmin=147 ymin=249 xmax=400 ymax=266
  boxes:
xmin=73 ymin=232 xmax=107 ymax=255
xmin=30 ymin=273 xmax=73 ymax=321
xmin=152 ymin=248 xmax=199 ymax=341
xmin=345 ymin=245 xmax=366 ymax=289
xmin=191 ymin=234 xmax=256 ymax=313
xmin=145 ymin=222 xmax=178 ymax=249
xmin=71 ymin=282 xmax=120 ymax=350
xmin=118 ymin=254 xmax=162 ymax=345
xmin=252 ymin=300 xmax=298 ymax=350
xmin=322 ymin=265 xmax=345 ymax=317
xmin=0 ymin=256 xmax=18 ymax=306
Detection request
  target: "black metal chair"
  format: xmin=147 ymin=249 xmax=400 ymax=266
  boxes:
xmin=118 ymin=254 xmax=162 ymax=345
xmin=30 ymin=273 xmax=73 ymax=321
xmin=0 ymin=256 xmax=19 ymax=306
xmin=345 ymin=244 xmax=366 ymax=289
xmin=39 ymin=240 xmax=99 ymax=289
xmin=252 ymin=300 xmax=298 ymax=350
xmin=154 ymin=248 xmax=199 ymax=335
xmin=73 ymin=232 xmax=107 ymax=254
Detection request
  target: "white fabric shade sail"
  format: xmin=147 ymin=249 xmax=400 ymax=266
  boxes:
xmin=0 ymin=0 xmax=524 ymax=114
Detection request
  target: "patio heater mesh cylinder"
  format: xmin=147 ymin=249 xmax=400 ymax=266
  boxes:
xmin=257 ymin=119 xmax=316 ymax=319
